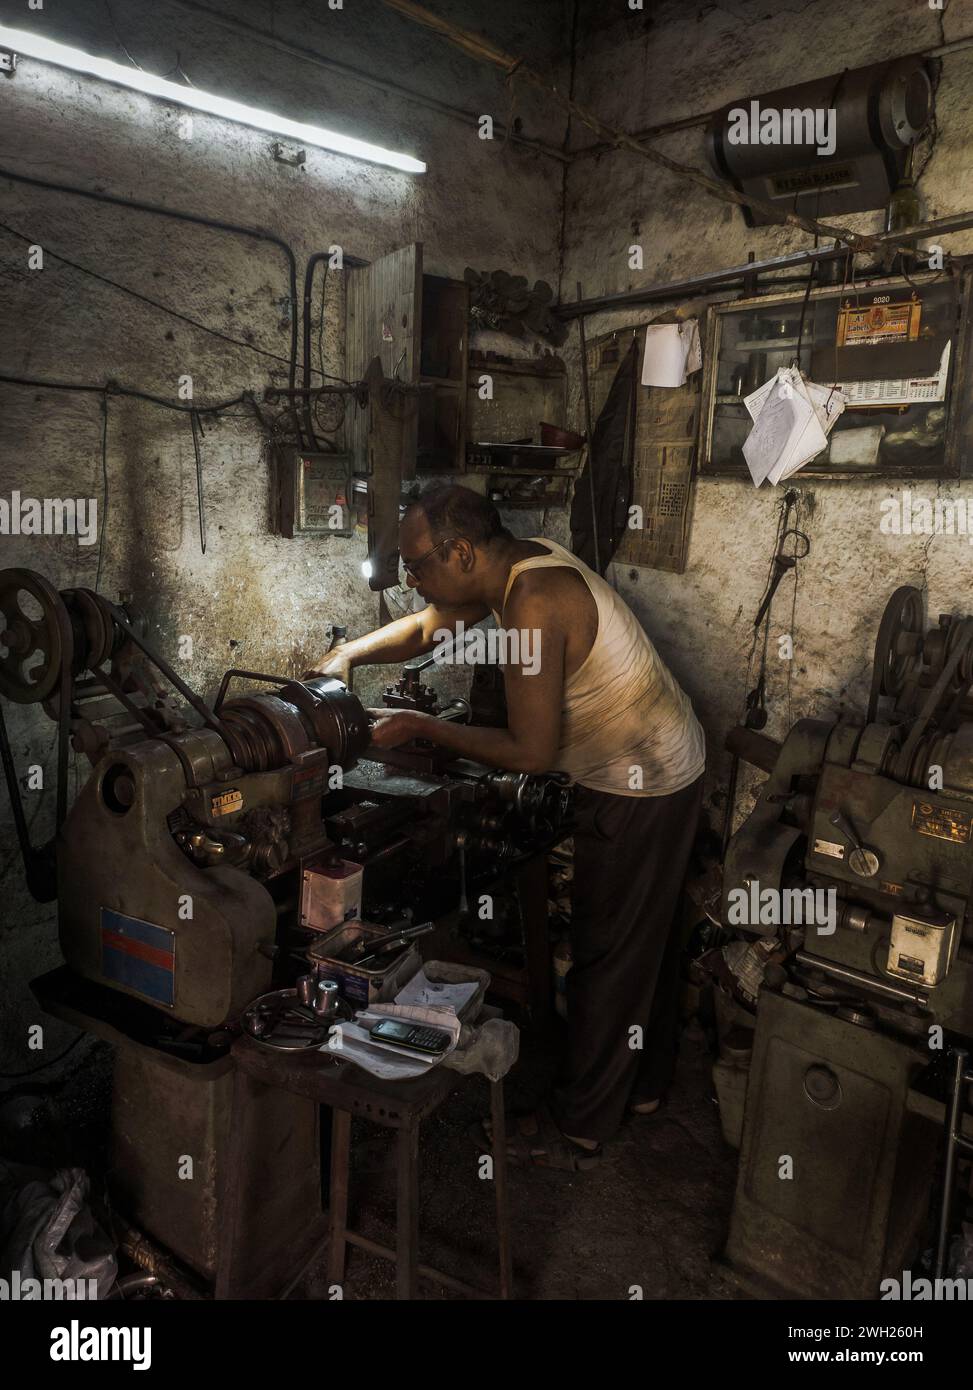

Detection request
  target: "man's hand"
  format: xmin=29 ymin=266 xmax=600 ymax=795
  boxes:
xmin=367 ymin=708 xmax=439 ymax=748
xmin=304 ymin=652 xmax=352 ymax=684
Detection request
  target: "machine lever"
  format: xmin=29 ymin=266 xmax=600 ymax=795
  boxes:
xmin=829 ymin=808 xmax=881 ymax=878
xmin=830 ymin=808 xmax=864 ymax=850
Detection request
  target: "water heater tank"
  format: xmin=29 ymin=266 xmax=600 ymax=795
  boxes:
xmin=706 ymin=56 xmax=934 ymax=227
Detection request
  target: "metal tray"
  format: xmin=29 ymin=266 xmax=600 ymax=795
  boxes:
xmin=241 ymin=986 xmax=352 ymax=1052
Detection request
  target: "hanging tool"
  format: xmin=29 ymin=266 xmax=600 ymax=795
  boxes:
xmin=722 ymin=494 xmax=810 ymax=855
xmin=752 ymin=528 xmax=811 ymax=630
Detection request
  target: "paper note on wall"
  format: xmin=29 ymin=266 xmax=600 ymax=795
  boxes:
xmin=641 ymin=319 xmax=702 ymax=388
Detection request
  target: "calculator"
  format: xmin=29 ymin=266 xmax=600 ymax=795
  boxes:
xmin=368 ymin=1018 xmax=451 ymax=1054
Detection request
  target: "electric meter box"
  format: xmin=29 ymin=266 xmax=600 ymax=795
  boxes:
xmin=273 ymin=449 xmax=353 ymax=538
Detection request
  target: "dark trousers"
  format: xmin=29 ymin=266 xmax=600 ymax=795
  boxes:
xmin=551 ymin=774 xmax=704 ymax=1143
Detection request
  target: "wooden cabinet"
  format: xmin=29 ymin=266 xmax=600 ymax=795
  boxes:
xmin=345 ymin=244 xmax=468 ymax=477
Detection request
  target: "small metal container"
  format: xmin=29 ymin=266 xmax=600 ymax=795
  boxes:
xmin=314 ymin=979 xmax=340 ymax=1020
xmin=296 ymin=975 xmax=316 ymax=1007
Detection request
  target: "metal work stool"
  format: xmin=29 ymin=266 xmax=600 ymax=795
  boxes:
xmin=228 ymin=1034 xmax=513 ymax=1300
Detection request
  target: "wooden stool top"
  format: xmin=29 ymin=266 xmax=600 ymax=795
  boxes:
xmin=232 ymin=1033 xmax=462 ymax=1126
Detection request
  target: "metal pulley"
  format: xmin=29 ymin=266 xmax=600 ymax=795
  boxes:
xmin=867 ymin=585 xmax=924 ymax=721
xmin=0 ymin=569 xmax=71 ymax=703
xmin=0 ymin=570 xmax=129 ymax=704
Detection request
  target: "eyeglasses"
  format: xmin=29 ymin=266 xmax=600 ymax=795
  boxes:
xmin=400 ymin=536 xmax=456 ymax=580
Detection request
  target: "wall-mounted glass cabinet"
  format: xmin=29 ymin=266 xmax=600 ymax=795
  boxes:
xmin=699 ymin=264 xmax=973 ymax=478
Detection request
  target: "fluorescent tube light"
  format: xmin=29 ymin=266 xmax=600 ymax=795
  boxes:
xmin=0 ymin=23 xmax=426 ymax=173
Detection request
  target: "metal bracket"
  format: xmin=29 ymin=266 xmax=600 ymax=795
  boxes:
xmin=272 ymin=142 xmax=306 ymax=167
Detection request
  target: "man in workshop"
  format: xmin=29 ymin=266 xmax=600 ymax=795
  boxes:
xmin=309 ymin=484 xmax=705 ymax=1170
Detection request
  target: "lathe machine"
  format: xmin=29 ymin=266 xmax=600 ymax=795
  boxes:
xmin=722 ymin=585 xmax=973 ymax=1299
xmin=0 ymin=567 xmax=570 ymax=1294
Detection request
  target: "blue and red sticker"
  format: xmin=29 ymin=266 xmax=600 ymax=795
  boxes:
xmin=100 ymin=909 xmax=175 ymax=1007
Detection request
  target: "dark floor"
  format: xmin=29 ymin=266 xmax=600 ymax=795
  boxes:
xmin=296 ymin=1019 xmax=750 ymax=1301
xmin=0 ymin=1018 xmax=750 ymax=1301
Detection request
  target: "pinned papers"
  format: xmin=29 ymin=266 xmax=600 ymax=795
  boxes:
xmin=742 ymin=367 xmax=846 ymax=487
xmin=641 ymin=318 xmax=702 ymax=388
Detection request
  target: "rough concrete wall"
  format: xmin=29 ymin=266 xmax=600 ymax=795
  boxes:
xmin=562 ymin=0 xmax=973 ymax=834
xmin=0 ymin=0 xmax=569 ymax=1074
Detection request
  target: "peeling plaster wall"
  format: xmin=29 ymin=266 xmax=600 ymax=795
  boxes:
xmin=563 ymin=0 xmax=973 ymax=834
xmin=0 ymin=0 xmax=569 ymax=1075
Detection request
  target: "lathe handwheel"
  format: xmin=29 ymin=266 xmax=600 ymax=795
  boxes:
xmin=0 ymin=569 xmax=68 ymax=704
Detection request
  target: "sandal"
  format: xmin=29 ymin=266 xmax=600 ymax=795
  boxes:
xmin=470 ymin=1102 xmax=602 ymax=1172
xmin=628 ymin=1096 xmax=666 ymax=1120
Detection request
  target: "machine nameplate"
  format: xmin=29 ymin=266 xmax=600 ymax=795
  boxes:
xmin=813 ymin=839 xmax=845 ymax=859
xmin=211 ymin=788 xmax=243 ymax=816
xmin=911 ymin=800 xmax=972 ymax=844
xmin=100 ymin=909 xmax=175 ymax=1006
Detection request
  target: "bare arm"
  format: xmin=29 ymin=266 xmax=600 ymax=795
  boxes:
xmin=368 ymin=576 xmax=565 ymax=774
xmin=308 ymin=601 xmax=491 ymax=680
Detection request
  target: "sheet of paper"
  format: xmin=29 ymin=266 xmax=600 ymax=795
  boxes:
xmin=743 ymin=376 xmax=826 ymax=486
xmin=323 ymin=1022 xmax=435 ymax=1079
xmin=827 ymin=424 xmax=885 ymax=467
xmin=641 ymin=319 xmax=701 ymax=387
xmin=394 ymin=968 xmax=479 ymax=1013
xmin=323 ymin=1003 xmax=461 ymax=1079
xmin=744 ymin=368 xmax=845 ymax=485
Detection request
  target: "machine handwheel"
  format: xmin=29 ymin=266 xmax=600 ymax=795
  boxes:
xmin=0 ymin=569 xmax=68 ymax=704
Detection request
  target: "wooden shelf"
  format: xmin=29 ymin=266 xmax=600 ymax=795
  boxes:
xmin=468 ymin=356 xmax=566 ymax=379
xmin=467 ymin=466 xmax=580 ymax=477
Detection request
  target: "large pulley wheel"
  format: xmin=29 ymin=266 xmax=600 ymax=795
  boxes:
xmin=0 ymin=569 xmax=70 ymax=704
xmin=868 ymin=585 xmax=924 ymax=719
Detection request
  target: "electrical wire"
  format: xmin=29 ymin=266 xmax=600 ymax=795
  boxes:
xmin=0 ymin=166 xmax=305 ymax=444
xmin=95 ymin=392 xmax=110 ymax=594
xmin=0 ymin=219 xmax=325 ymax=382
xmin=0 ymin=371 xmax=252 ymax=416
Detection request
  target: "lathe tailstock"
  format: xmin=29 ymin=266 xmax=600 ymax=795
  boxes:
xmin=721 ymin=585 xmax=973 ymax=1298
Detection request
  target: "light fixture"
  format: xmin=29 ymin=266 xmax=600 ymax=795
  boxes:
xmin=361 ymin=560 xmax=373 ymax=579
xmin=0 ymin=23 xmax=426 ymax=174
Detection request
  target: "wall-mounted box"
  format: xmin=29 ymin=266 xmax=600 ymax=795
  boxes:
xmin=272 ymin=449 xmax=354 ymax=537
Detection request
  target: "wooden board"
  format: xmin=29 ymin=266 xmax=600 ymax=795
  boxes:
xmin=346 ymin=243 xmax=422 ymax=480
xmin=615 ymin=372 xmax=699 ymax=573
xmin=587 ymin=326 xmax=699 ymax=575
